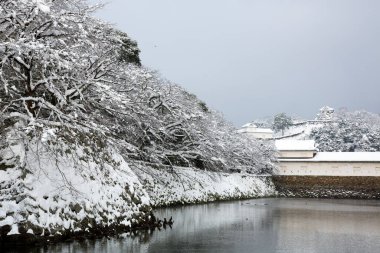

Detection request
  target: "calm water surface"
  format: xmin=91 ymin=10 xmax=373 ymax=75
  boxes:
xmin=8 ymin=198 xmax=380 ymax=253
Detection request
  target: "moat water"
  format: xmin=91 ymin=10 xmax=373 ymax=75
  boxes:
xmin=7 ymin=198 xmax=380 ymax=253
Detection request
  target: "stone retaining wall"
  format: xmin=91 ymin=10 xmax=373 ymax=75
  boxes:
xmin=272 ymin=176 xmax=380 ymax=199
xmin=132 ymin=165 xmax=277 ymax=207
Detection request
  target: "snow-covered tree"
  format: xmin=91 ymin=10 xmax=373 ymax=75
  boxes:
xmin=1 ymin=0 xmax=275 ymax=174
xmin=272 ymin=113 xmax=292 ymax=135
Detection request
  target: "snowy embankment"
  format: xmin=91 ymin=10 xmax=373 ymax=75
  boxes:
xmin=132 ymin=164 xmax=277 ymax=207
xmin=0 ymin=126 xmax=151 ymax=243
xmin=274 ymin=120 xmax=327 ymax=140
xmin=0 ymin=126 xmax=276 ymax=244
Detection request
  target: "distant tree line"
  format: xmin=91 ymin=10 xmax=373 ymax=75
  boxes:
xmin=311 ymin=110 xmax=380 ymax=152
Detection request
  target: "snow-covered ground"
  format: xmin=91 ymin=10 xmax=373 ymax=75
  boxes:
xmin=275 ymin=120 xmax=330 ymax=140
xmin=132 ymin=164 xmax=276 ymax=207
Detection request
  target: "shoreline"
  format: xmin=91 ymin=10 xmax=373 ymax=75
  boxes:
xmin=2 ymin=194 xmax=379 ymax=250
xmin=0 ymin=168 xmax=275 ymax=249
xmin=3 ymin=169 xmax=380 ymax=249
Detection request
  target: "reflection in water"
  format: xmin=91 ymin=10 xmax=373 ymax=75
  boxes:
xmin=7 ymin=198 xmax=380 ymax=253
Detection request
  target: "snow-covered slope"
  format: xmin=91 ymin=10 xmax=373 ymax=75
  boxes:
xmin=0 ymin=123 xmax=276 ymax=241
xmin=133 ymin=164 xmax=276 ymax=207
xmin=0 ymin=125 xmax=150 ymax=238
xmin=275 ymin=121 xmax=330 ymax=140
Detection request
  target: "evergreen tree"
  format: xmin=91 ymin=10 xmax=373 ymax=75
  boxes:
xmin=273 ymin=113 xmax=292 ymax=135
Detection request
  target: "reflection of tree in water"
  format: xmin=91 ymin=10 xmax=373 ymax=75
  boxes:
xmin=144 ymin=200 xmax=276 ymax=253
xmin=136 ymin=227 xmax=160 ymax=244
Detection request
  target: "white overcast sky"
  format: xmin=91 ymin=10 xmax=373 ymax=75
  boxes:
xmin=91 ymin=0 xmax=380 ymax=126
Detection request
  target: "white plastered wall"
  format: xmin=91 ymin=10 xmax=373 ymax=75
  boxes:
xmin=277 ymin=161 xmax=380 ymax=176
xmin=278 ymin=151 xmax=315 ymax=158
